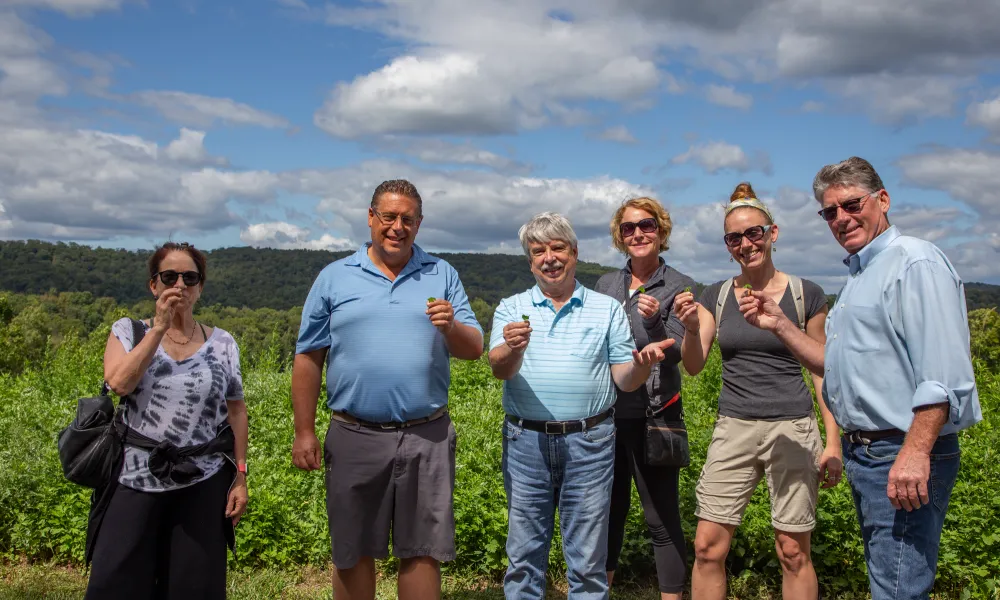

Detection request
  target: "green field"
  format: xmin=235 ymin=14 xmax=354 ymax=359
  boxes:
xmin=1 ymin=314 xmax=999 ymax=599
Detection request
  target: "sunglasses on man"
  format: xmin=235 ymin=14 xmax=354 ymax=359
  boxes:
xmin=817 ymin=191 xmax=877 ymax=222
xmin=152 ymin=270 xmax=203 ymax=286
xmin=723 ymin=224 xmax=773 ymax=248
xmin=619 ymin=217 xmax=658 ymax=238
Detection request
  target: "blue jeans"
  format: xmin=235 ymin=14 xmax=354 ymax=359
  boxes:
xmin=502 ymin=415 xmax=616 ymax=600
xmin=842 ymin=433 xmax=961 ymax=600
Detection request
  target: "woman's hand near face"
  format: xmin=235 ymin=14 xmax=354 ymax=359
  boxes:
xmin=153 ymin=288 xmax=183 ymax=329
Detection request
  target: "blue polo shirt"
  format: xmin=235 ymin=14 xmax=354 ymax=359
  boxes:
xmin=489 ymin=282 xmax=635 ymax=421
xmin=295 ymin=243 xmax=482 ymax=422
xmin=823 ymin=226 xmax=982 ymax=434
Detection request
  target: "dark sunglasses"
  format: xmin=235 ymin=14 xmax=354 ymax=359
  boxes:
xmin=723 ymin=224 xmax=772 ymax=248
xmin=619 ymin=218 xmax=658 ymax=238
xmin=152 ymin=270 xmax=202 ymax=286
xmin=817 ymin=191 xmax=876 ymax=222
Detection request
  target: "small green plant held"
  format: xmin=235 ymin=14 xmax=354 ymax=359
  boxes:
xmin=428 ymin=297 xmax=436 ymax=302
xmin=684 ymin=286 xmax=691 ymax=293
xmin=742 ymin=283 xmax=753 ymax=297
xmin=637 ymin=286 xmax=645 ymax=294
xmin=521 ymin=314 xmax=529 ymax=321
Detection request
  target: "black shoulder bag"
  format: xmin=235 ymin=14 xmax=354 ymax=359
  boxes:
xmin=57 ymin=318 xmax=145 ymax=489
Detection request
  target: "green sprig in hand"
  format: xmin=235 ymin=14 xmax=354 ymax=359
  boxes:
xmin=742 ymin=283 xmax=753 ymax=298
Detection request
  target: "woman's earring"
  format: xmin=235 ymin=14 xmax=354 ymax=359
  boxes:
xmin=773 ymin=244 xmax=777 ymax=253
xmin=729 ymin=256 xmax=734 ymax=262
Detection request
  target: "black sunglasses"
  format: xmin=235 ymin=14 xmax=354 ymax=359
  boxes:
xmin=817 ymin=191 xmax=876 ymax=222
xmin=620 ymin=218 xmax=658 ymax=238
xmin=153 ymin=270 xmax=202 ymax=286
xmin=723 ymin=224 xmax=772 ymax=248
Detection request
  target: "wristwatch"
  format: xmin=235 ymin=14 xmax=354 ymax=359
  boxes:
xmin=237 ymin=463 xmax=248 ymax=476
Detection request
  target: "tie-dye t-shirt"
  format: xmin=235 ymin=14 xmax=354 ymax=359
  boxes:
xmin=111 ymin=317 xmax=244 ymax=492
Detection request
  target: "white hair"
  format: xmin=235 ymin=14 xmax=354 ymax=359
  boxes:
xmin=517 ymin=212 xmax=578 ymax=256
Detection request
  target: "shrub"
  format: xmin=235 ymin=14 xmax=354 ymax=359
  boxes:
xmin=0 ymin=321 xmax=997 ymax=598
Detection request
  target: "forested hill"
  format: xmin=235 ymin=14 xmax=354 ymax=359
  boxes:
xmin=0 ymin=240 xmax=616 ymax=309
xmin=3 ymin=240 xmax=1000 ymax=311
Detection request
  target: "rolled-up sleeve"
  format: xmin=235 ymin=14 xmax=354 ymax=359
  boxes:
xmin=897 ymin=259 xmax=977 ymax=425
xmin=295 ymin=269 xmax=334 ymax=354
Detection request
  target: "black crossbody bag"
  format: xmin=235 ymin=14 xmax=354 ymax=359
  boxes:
xmin=620 ymin=273 xmax=690 ymax=467
xmin=57 ymin=318 xmax=145 ymax=489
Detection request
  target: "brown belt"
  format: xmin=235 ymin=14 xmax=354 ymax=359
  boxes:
xmin=331 ymin=405 xmax=448 ymax=430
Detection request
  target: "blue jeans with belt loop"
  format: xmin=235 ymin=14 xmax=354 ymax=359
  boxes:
xmin=842 ymin=433 xmax=961 ymax=600
xmin=501 ymin=415 xmax=616 ymax=600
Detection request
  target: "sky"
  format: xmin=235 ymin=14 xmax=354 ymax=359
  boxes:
xmin=1 ymin=0 xmax=1000 ymax=292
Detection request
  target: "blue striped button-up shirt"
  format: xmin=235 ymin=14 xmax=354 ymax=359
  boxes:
xmin=490 ymin=282 xmax=635 ymax=421
xmin=823 ymin=226 xmax=982 ymax=434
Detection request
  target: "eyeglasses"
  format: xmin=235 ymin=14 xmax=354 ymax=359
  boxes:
xmin=619 ymin=218 xmax=658 ymax=238
xmin=817 ymin=191 xmax=877 ymax=222
xmin=371 ymin=208 xmax=420 ymax=228
xmin=723 ymin=225 xmax=772 ymax=248
xmin=152 ymin=270 xmax=202 ymax=286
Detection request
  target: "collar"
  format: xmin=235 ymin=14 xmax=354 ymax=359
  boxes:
xmin=345 ymin=242 xmax=435 ymax=273
xmin=843 ymin=225 xmax=899 ymax=275
xmin=623 ymin=256 xmax=666 ymax=285
xmin=530 ymin=280 xmax=585 ymax=308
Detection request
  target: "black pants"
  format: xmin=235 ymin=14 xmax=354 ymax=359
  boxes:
xmin=606 ymin=417 xmax=687 ymax=594
xmin=84 ymin=468 xmax=232 ymax=600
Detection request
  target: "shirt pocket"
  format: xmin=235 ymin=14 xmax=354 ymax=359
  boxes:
xmin=841 ymin=305 xmax=884 ymax=353
xmin=569 ymin=327 xmax=605 ymax=360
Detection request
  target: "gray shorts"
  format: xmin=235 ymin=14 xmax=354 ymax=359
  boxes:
xmin=323 ymin=413 xmax=457 ymax=569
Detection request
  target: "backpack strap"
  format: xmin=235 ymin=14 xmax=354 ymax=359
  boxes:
xmin=715 ymin=278 xmax=735 ymax=340
xmin=786 ymin=274 xmax=806 ymax=331
xmin=129 ymin=318 xmax=147 ymax=349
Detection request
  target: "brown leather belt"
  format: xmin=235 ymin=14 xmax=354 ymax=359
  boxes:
xmin=843 ymin=428 xmax=905 ymax=444
xmin=332 ymin=405 xmax=448 ymax=430
xmin=507 ymin=408 xmax=614 ymax=435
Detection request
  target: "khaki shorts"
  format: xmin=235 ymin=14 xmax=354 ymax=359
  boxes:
xmin=695 ymin=415 xmax=822 ymax=533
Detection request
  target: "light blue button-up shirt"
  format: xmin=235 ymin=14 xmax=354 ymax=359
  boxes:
xmin=823 ymin=226 xmax=982 ymax=434
xmin=490 ymin=282 xmax=635 ymax=421
xmin=295 ymin=243 xmax=482 ymax=422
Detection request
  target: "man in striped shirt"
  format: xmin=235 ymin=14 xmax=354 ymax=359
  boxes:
xmin=488 ymin=212 xmax=675 ymax=600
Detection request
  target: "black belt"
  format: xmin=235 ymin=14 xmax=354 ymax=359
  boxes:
xmin=507 ymin=408 xmax=614 ymax=435
xmin=843 ymin=428 xmax=905 ymax=444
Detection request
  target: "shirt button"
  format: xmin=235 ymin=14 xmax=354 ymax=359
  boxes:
xmin=833 ymin=334 xmax=837 ymax=339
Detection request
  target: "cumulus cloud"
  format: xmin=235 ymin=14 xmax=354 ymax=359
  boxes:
xmin=595 ymin=125 xmax=637 ymax=144
xmin=705 ymin=84 xmax=752 ymax=110
xmin=0 ymin=125 xmax=280 ymax=239
xmin=672 ymin=141 xmax=772 ymax=175
xmin=833 ymin=73 xmax=967 ymax=124
xmin=163 ymin=128 xmax=228 ymax=166
xmin=966 ymin=94 xmax=1000 ymax=142
xmin=0 ymin=13 xmax=66 ymax=100
xmin=897 ymin=148 xmax=1000 ymax=220
xmin=313 ymin=1 xmax=663 ymax=138
xmin=381 ymin=138 xmax=533 ymax=173
xmin=134 ymin=90 xmax=290 ymax=129
xmin=2 ymin=0 xmax=132 ymax=17
xmin=240 ymin=222 xmax=354 ymax=250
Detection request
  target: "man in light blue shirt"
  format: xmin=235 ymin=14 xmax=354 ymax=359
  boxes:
xmin=813 ymin=157 xmax=981 ymax=600
xmin=488 ymin=212 xmax=675 ymax=600
xmin=290 ymin=179 xmax=483 ymax=600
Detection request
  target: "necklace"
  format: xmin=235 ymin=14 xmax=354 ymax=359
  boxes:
xmin=164 ymin=320 xmax=197 ymax=345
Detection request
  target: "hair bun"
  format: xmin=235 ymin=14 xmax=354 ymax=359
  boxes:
xmin=730 ymin=182 xmax=756 ymax=202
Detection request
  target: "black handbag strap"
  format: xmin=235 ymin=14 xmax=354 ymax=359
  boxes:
xmin=99 ymin=318 xmax=147 ymax=397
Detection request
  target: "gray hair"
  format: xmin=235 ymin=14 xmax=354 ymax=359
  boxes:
xmin=518 ymin=212 xmax=578 ymax=256
xmin=812 ymin=156 xmax=886 ymax=202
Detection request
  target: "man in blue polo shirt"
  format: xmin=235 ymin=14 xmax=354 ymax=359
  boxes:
xmin=489 ymin=212 xmax=675 ymax=600
xmin=290 ymin=179 xmax=483 ymax=600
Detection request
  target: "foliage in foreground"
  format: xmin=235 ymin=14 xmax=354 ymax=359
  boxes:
xmin=0 ymin=322 xmax=998 ymax=599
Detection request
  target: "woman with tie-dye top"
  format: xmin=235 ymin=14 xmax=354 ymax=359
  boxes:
xmin=84 ymin=242 xmax=248 ymax=600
